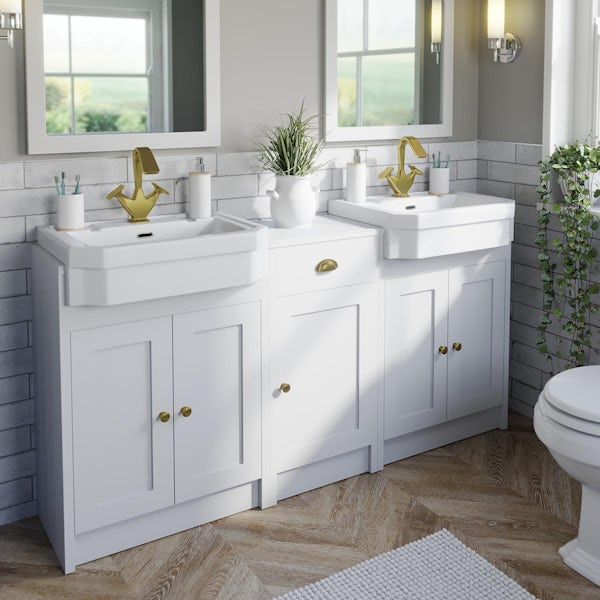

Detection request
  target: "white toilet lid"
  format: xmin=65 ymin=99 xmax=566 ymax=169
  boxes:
xmin=544 ymin=366 xmax=600 ymax=423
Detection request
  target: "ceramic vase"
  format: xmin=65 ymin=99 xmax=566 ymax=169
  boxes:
xmin=268 ymin=175 xmax=317 ymax=228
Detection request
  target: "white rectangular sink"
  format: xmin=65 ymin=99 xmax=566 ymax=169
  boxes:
xmin=329 ymin=192 xmax=515 ymax=259
xmin=37 ymin=213 xmax=268 ymax=306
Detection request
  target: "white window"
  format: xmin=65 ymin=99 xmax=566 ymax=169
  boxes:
xmin=43 ymin=0 xmax=167 ymax=135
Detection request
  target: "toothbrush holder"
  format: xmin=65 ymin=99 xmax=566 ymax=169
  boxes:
xmin=55 ymin=193 xmax=85 ymax=231
xmin=429 ymin=167 xmax=450 ymax=196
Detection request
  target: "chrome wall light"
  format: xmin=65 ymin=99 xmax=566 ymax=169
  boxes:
xmin=488 ymin=0 xmax=521 ymax=63
xmin=431 ymin=0 xmax=442 ymax=65
xmin=0 ymin=0 xmax=22 ymax=48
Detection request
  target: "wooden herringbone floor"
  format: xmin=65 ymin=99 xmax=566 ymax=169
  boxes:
xmin=1 ymin=413 xmax=599 ymax=600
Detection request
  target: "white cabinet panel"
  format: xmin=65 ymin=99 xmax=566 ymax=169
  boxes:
xmin=71 ymin=317 xmax=174 ymax=534
xmin=173 ymin=303 xmax=261 ymax=504
xmin=384 ymin=271 xmax=448 ymax=438
xmin=273 ymin=286 xmax=377 ymax=474
xmin=447 ymin=262 xmax=506 ymax=420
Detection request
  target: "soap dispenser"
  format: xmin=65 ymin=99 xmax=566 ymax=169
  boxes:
xmin=188 ymin=157 xmax=211 ymax=219
xmin=346 ymin=149 xmax=367 ymax=204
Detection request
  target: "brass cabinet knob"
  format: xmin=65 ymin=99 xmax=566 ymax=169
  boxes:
xmin=315 ymin=259 xmax=338 ymax=273
xmin=452 ymin=342 xmax=462 ymax=351
xmin=280 ymin=383 xmax=291 ymax=393
xmin=180 ymin=406 xmax=192 ymax=418
xmin=438 ymin=345 xmax=448 ymax=355
xmin=158 ymin=411 xmax=171 ymax=423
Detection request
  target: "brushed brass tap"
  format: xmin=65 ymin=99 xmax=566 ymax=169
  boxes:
xmin=107 ymin=147 xmax=169 ymax=223
xmin=378 ymin=136 xmax=428 ymax=197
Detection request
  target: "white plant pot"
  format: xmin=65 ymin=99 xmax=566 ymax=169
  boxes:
xmin=268 ymin=175 xmax=317 ymax=228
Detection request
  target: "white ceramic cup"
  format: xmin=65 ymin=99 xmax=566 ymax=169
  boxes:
xmin=429 ymin=168 xmax=450 ymax=195
xmin=56 ymin=193 xmax=85 ymax=230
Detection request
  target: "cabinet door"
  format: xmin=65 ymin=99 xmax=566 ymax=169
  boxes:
xmin=71 ymin=317 xmax=174 ymax=534
xmin=272 ymin=285 xmax=378 ymax=474
xmin=173 ymin=303 xmax=261 ymax=504
xmin=384 ymin=271 xmax=448 ymax=439
xmin=447 ymin=261 xmax=506 ymax=420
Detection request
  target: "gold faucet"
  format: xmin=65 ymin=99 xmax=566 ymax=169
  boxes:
xmin=378 ymin=136 xmax=428 ymax=197
xmin=107 ymin=147 xmax=169 ymax=223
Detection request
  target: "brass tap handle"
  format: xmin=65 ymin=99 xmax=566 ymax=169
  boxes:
xmin=438 ymin=345 xmax=448 ymax=355
xmin=158 ymin=411 xmax=171 ymax=423
xmin=452 ymin=342 xmax=462 ymax=352
xmin=280 ymin=383 xmax=291 ymax=393
xmin=316 ymin=259 xmax=338 ymax=273
xmin=180 ymin=406 xmax=192 ymax=418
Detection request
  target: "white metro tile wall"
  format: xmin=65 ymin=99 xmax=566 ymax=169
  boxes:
xmin=0 ymin=140 xmax=479 ymax=525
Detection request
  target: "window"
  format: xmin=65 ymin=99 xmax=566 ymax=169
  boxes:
xmin=324 ymin=0 xmax=454 ymax=143
xmin=337 ymin=0 xmax=421 ymax=128
xmin=43 ymin=0 xmax=165 ymax=135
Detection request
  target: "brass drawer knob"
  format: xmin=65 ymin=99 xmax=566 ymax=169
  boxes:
xmin=158 ymin=411 xmax=171 ymax=423
xmin=315 ymin=259 xmax=338 ymax=273
xmin=180 ymin=406 xmax=192 ymax=418
xmin=438 ymin=345 xmax=448 ymax=355
xmin=280 ymin=383 xmax=291 ymax=393
xmin=452 ymin=342 xmax=462 ymax=351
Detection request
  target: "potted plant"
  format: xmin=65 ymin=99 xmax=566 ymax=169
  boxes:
xmin=536 ymin=142 xmax=600 ymax=369
xmin=257 ymin=103 xmax=324 ymax=228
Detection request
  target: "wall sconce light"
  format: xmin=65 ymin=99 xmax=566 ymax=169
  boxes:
xmin=431 ymin=0 xmax=442 ymax=65
xmin=0 ymin=0 xmax=22 ymax=48
xmin=487 ymin=0 xmax=521 ymax=63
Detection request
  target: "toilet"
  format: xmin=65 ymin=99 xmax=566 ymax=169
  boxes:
xmin=534 ymin=365 xmax=600 ymax=586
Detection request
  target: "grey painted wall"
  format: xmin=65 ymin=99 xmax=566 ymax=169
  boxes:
xmin=477 ymin=0 xmax=545 ymax=144
xmin=0 ymin=0 xmax=480 ymax=161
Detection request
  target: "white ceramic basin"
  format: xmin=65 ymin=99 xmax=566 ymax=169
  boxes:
xmin=328 ymin=192 xmax=515 ymax=259
xmin=37 ymin=213 xmax=268 ymax=306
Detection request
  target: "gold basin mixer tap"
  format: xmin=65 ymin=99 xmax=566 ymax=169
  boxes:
xmin=378 ymin=136 xmax=428 ymax=197
xmin=107 ymin=147 xmax=169 ymax=223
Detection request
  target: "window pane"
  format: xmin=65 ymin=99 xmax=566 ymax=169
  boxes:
xmin=73 ymin=77 xmax=149 ymax=133
xmin=71 ymin=16 xmax=147 ymax=74
xmin=338 ymin=57 xmax=357 ymax=126
xmin=338 ymin=0 xmax=363 ymax=52
xmin=368 ymin=0 xmax=416 ymax=50
xmin=43 ymin=14 xmax=70 ymax=73
xmin=362 ymin=54 xmax=415 ymax=126
xmin=45 ymin=76 xmax=73 ymax=134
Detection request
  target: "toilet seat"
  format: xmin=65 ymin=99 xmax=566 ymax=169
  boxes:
xmin=543 ymin=366 xmax=600 ymax=428
xmin=539 ymin=393 xmax=600 ymax=437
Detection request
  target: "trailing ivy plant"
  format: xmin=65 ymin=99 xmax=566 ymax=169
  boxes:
xmin=536 ymin=143 xmax=600 ymax=370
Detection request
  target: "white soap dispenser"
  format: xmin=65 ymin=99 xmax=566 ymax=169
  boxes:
xmin=188 ymin=157 xmax=212 ymax=219
xmin=346 ymin=149 xmax=367 ymax=204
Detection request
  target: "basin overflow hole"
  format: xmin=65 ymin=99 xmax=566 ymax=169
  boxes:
xmin=137 ymin=232 xmax=154 ymax=239
xmin=406 ymin=205 xmax=416 ymax=210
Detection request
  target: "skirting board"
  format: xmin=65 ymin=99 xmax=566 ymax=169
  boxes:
xmin=277 ymin=447 xmax=371 ymax=501
xmin=384 ymin=407 xmax=505 ymax=465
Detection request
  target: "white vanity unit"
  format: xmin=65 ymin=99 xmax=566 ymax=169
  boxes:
xmin=32 ymin=196 xmax=514 ymax=573
xmin=32 ymin=214 xmax=269 ymax=573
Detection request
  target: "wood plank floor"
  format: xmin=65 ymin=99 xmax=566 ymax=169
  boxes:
xmin=1 ymin=413 xmax=599 ymax=600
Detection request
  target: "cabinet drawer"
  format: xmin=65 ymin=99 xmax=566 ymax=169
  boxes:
xmin=270 ymin=236 xmax=378 ymax=297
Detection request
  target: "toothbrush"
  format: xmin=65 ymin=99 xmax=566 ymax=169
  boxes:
xmin=444 ymin=154 xmax=450 ymax=168
xmin=53 ymin=175 xmax=61 ymax=194
xmin=60 ymin=172 xmax=65 ymax=195
xmin=73 ymin=174 xmax=81 ymax=194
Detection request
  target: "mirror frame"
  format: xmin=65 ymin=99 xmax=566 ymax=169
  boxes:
xmin=24 ymin=0 xmax=221 ymax=154
xmin=324 ymin=0 xmax=454 ymax=142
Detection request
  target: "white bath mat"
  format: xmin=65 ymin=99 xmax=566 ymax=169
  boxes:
xmin=275 ymin=529 xmax=537 ymax=600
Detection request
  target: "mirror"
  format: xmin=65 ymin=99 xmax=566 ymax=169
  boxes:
xmin=24 ymin=0 xmax=220 ymax=154
xmin=324 ymin=0 xmax=453 ymax=142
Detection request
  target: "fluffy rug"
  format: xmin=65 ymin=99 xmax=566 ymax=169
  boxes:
xmin=275 ymin=529 xmax=537 ymax=599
